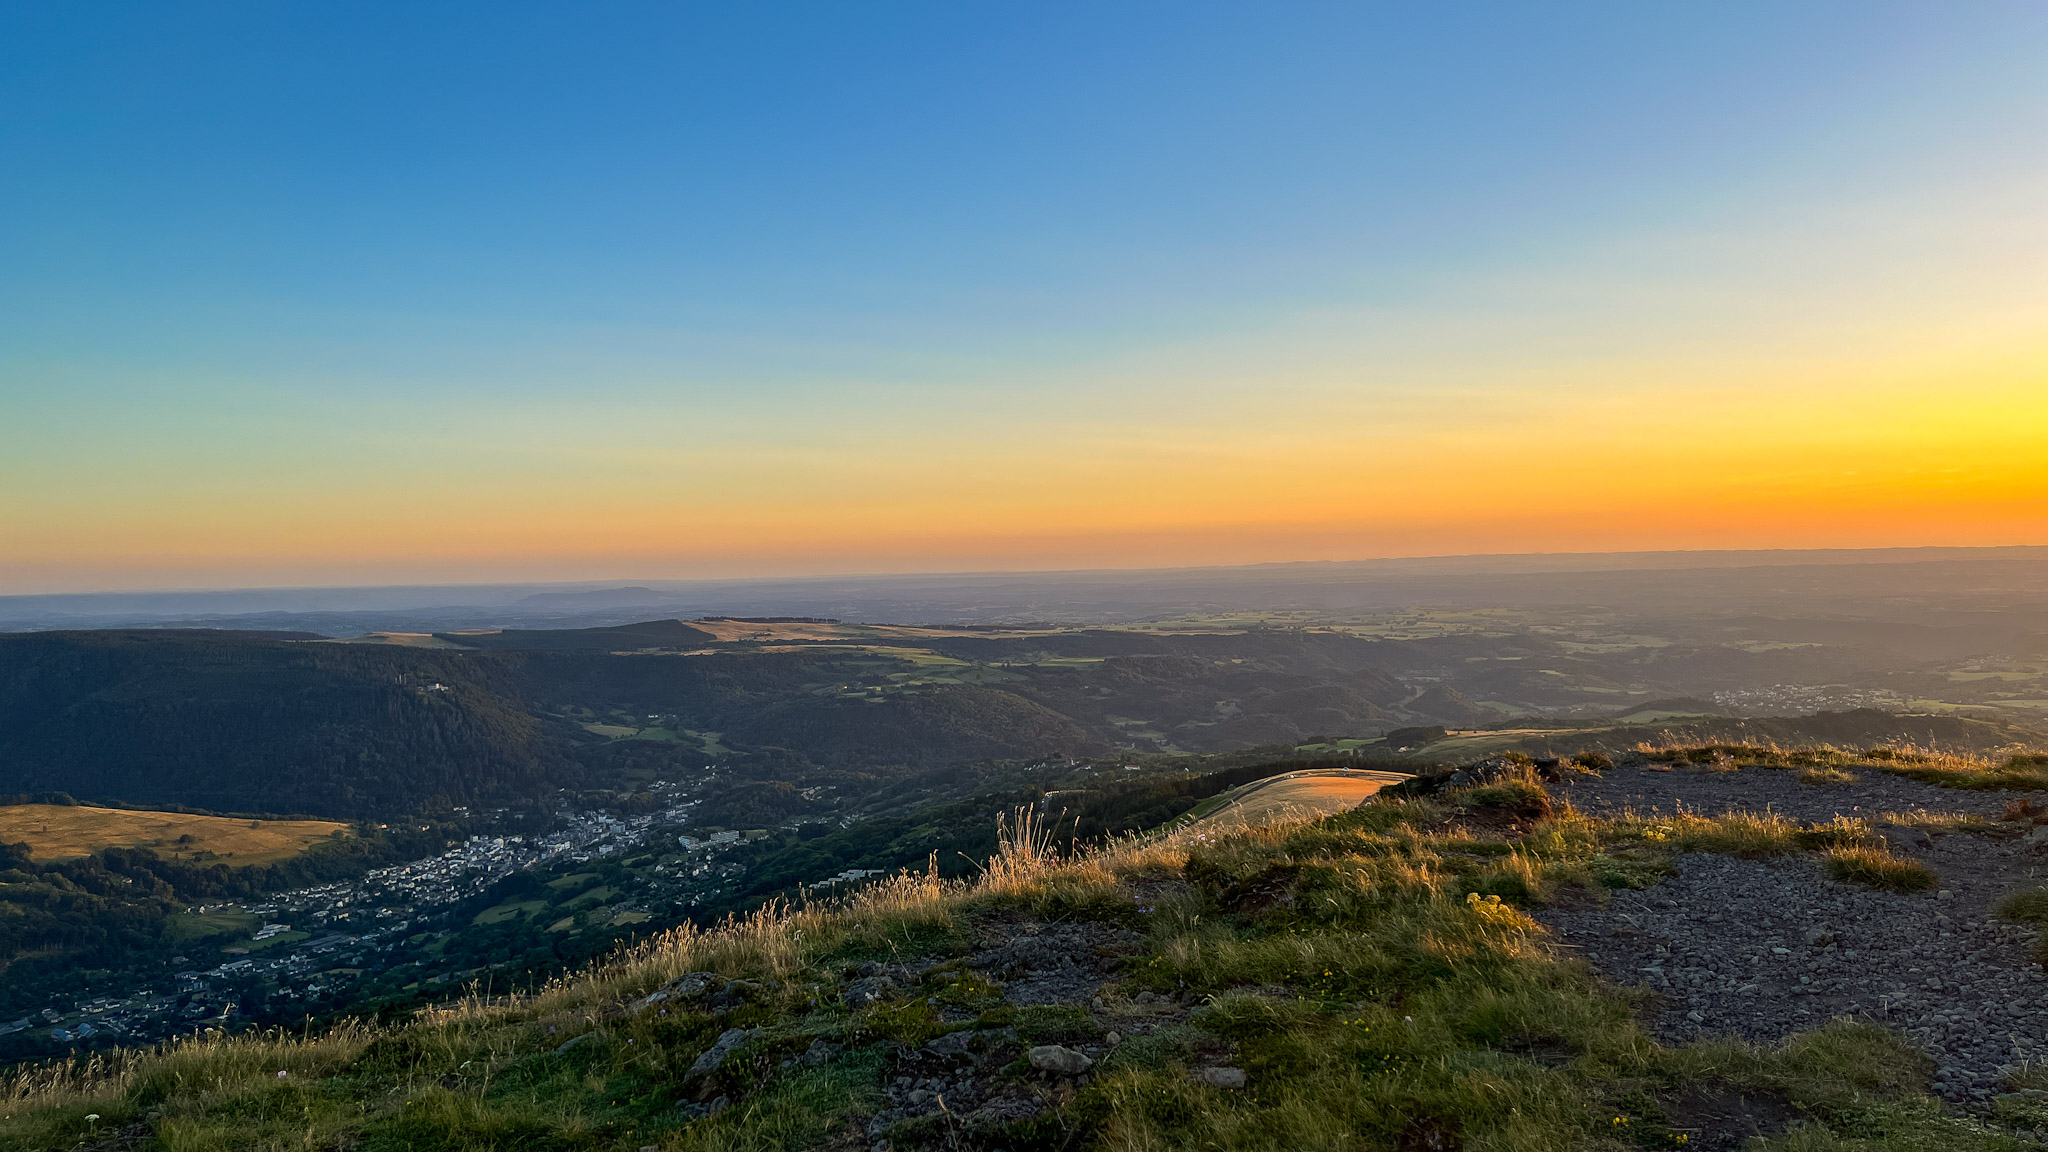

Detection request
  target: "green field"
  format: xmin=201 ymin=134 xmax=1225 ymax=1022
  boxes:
xmin=473 ymin=899 xmax=550 ymax=926
xmin=165 ymin=909 xmax=260 ymax=944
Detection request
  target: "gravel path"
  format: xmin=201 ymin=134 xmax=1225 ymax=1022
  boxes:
xmin=1538 ymin=766 xmax=2048 ymax=1102
xmin=1554 ymin=763 xmax=2031 ymax=824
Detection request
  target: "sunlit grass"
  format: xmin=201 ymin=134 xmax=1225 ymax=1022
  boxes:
xmin=1823 ymin=846 xmax=1939 ymax=894
xmin=6 ymin=751 xmax=2043 ymax=1152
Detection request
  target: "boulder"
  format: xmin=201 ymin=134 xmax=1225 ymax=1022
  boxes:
xmin=687 ymin=1028 xmax=756 ymax=1078
xmin=1879 ymin=826 xmax=1935 ymax=853
xmin=640 ymin=971 xmax=724 ymax=1010
xmin=553 ymin=1030 xmax=601 ymax=1056
xmin=844 ymin=976 xmax=901 ymax=1008
xmin=925 ymin=1031 xmax=971 ymax=1058
xmin=1027 ymin=1045 xmax=1094 ymax=1075
xmin=706 ymin=979 xmax=763 ymax=1012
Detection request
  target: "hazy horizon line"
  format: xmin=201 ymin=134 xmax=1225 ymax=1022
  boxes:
xmin=8 ymin=542 xmax=2048 ymax=605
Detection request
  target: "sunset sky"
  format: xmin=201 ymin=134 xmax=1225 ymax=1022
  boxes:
xmin=3 ymin=3 xmax=2046 ymax=592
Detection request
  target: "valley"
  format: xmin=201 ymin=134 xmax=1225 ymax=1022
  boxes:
xmin=7 ymin=576 xmax=2048 ymax=1147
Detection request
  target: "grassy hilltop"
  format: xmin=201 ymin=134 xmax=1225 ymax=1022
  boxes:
xmin=10 ymin=749 xmax=2048 ymax=1151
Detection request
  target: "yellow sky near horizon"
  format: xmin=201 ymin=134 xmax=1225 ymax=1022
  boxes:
xmin=8 ymin=336 xmax=2044 ymax=592
xmin=6 ymin=164 xmax=2046 ymax=593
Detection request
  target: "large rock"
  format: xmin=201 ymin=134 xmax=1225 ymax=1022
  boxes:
xmin=640 ymin=971 xmax=724 ymax=1010
xmin=1196 ymin=1066 xmax=1247 ymax=1089
xmin=844 ymin=976 xmax=901 ymax=1008
xmin=687 ymin=1028 xmax=756 ymax=1078
xmin=552 ymin=1030 xmax=601 ymax=1056
xmin=925 ymin=1031 xmax=972 ymax=1058
xmin=1027 ymin=1045 xmax=1094 ymax=1074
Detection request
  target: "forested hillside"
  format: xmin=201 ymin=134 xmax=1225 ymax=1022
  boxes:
xmin=0 ymin=631 xmax=581 ymax=819
xmin=0 ymin=626 xmax=1415 ymax=820
xmin=6 ymin=620 xmax=2038 ymax=826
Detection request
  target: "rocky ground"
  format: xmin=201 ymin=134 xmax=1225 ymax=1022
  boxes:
xmin=641 ymin=907 xmax=1221 ymax=1149
xmin=1553 ymin=760 xmax=2028 ymax=824
xmin=643 ymin=762 xmax=2048 ymax=1148
xmin=1541 ymin=763 xmax=2048 ymax=1103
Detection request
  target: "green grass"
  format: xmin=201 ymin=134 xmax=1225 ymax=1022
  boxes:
xmin=2 ymin=762 xmax=2037 ymax=1152
xmin=628 ymin=726 xmax=685 ymax=743
xmin=1823 ymin=846 xmax=1940 ymax=893
xmin=474 ymin=899 xmax=551 ymax=926
xmin=164 ymin=910 xmax=260 ymax=944
xmin=1876 ymin=753 xmax=2048 ymax=792
xmin=1631 ymin=744 xmax=2048 ymax=794
xmin=1996 ymin=888 xmax=2048 ymax=926
xmin=239 ymin=929 xmax=310 ymax=953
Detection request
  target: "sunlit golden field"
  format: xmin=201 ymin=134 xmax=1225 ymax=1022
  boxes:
xmin=0 ymin=804 xmax=348 ymax=866
xmin=1193 ymin=769 xmax=1410 ymax=827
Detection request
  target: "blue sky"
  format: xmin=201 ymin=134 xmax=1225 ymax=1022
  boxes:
xmin=3 ymin=3 xmax=2046 ymax=590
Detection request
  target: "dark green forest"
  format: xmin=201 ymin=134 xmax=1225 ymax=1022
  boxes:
xmin=0 ymin=631 xmax=581 ymax=819
xmin=0 ymin=626 xmax=1420 ymax=821
xmin=6 ymin=624 xmax=2039 ymax=827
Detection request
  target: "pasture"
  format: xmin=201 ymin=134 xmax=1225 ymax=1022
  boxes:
xmin=687 ymin=619 xmax=1050 ymax=644
xmin=0 ymin=804 xmax=349 ymax=866
xmin=317 ymin=631 xmax=473 ymax=648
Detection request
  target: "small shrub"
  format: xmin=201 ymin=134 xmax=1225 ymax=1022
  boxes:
xmin=1191 ymin=993 xmax=1315 ymax=1040
xmin=1823 ymin=846 xmax=1937 ymax=893
xmin=1792 ymin=817 xmax=1871 ymax=850
xmin=1571 ymin=751 xmax=1613 ymax=771
xmin=1099 ymin=1024 xmax=1202 ymax=1073
xmin=1013 ymin=1004 xmax=1103 ymax=1045
xmin=1459 ymin=780 xmax=1553 ymax=822
xmin=1658 ymin=811 xmax=1801 ymax=859
xmin=1462 ymin=856 xmax=1546 ymax=907
xmin=925 ymin=966 xmax=1005 ymax=1009
xmin=1875 ymin=808 xmax=1983 ymax=834
xmin=1876 ymin=751 xmax=2048 ymax=791
xmin=848 ymin=999 xmax=948 ymax=1045
xmin=1997 ymin=888 xmax=2048 ymax=926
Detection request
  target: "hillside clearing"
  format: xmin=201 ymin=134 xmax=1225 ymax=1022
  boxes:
xmin=0 ymin=804 xmax=348 ymax=866
xmin=316 ymin=631 xmax=473 ymax=648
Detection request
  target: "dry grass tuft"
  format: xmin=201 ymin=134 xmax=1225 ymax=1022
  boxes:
xmin=1997 ymin=888 xmax=2048 ymax=926
xmin=1823 ymin=845 xmax=1938 ymax=893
